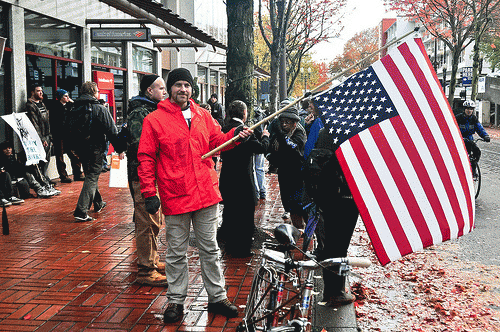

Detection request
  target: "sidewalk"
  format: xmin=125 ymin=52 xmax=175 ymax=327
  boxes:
xmin=0 ymin=169 xmax=353 ymax=331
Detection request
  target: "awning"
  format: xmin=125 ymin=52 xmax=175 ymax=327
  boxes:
xmin=97 ymin=0 xmax=226 ymax=50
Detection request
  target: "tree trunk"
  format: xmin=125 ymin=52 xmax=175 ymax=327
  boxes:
xmin=226 ymin=0 xmax=254 ymax=110
xmin=448 ymin=49 xmax=461 ymax=107
xmin=269 ymin=43 xmax=280 ymax=114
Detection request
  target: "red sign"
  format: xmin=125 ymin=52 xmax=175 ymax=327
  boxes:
xmin=93 ymin=71 xmax=114 ymax=90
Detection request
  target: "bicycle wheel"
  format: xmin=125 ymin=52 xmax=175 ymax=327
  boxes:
xmin=240 ymin=265 xmax=277 ymax=331
xmin=473 ymin=162 xmax=481 ymax=199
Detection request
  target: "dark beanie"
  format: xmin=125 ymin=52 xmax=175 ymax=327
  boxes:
xmin=55 ymin=89 xmax=68 ymax=100
xmin=140 ymin=74 xmax=160 ymax=94
xmin=167 ymin=68 xmax=194 ymax=93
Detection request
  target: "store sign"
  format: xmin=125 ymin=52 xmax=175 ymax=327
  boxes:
xmin=93 ymin=71 xmax=114 ymax=90
xmin=91 ymin=28 xmax=151 ymax=42
xmin=478 ymin=76 xmax=486 ymax=94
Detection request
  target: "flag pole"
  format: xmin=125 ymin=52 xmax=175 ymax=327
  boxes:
xmin=202 ymin=27 xmax=420 ymax=160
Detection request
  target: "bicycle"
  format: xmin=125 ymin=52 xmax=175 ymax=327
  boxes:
xmin=237 ymin=224 xmax=370 ymax=332
xmin=464 ymin=137 xmax=484 ymax=199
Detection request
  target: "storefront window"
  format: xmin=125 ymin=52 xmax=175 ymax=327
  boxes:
xmin=91 ymin=44 xmax=123 ymax=68
xmin=24 ymin=11 xmax=80 ymax=60
xmin=0 ymin=3 xmax=9 ymax=39
xmin=57 ymin=61 xmax=81 ymax=99
xmin=197 ymin=67 xmax=208 ymax=103
xmin=0 ymin=52 xmax=12 ymax=144
xmin=132 ymin=46 xmax=154 ymax=73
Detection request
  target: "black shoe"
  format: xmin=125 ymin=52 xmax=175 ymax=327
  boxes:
xmin=94 ymin=201 xmax=107 ymax=213
xmin=74 ymin=175 xmax=85 ymax=181
xmin=60 ymin=177 xmax=73 ymax=183
xmin=163 ymin=303 xmax=184 ymax=323
xmin=74 ymin=210 xmax=93 ymax=222
xmin=323 ymin=292 xmax=355 ymax=307
xmin=207 ymin=298 xmax=239 ymax=318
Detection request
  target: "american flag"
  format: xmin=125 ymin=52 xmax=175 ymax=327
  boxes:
xmin=312 ymin=38 xmax=474 ymax=266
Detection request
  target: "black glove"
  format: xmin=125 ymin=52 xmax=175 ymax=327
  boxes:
xmin=145 ymin=196 xmax=161 ymax=215
xmin=484 ymin=135 xmax=491 ymax=142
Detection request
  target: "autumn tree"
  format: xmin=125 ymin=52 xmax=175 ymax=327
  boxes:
xmin=329 ymin=27 xmax=379 ymax=79
xmin=385 ymin=0 xmax=500 ymax=105
xmin=257 ymin=0 xmax=347 ymax=113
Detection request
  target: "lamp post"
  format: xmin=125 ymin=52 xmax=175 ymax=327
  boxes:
xmin=300 ymin=67 xmax=311 ymax=94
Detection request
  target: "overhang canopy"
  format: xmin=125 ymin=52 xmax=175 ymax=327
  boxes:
xmin=96 ymin=0 xmax=226 ymax=50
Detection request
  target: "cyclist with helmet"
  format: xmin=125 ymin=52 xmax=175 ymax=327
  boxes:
xmin=456 ymin=100 xmax=490 ymax=175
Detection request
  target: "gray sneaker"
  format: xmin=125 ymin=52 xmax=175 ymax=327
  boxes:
xmin=45 ymin=185 xmax=61 ymax=196
xmin=8 ymin=196 xmax=24 ymax=205
xmin=37 ymin=188 xmax=54 ymax=198
xmin=0 ymin=198 xmax=12 ymax=207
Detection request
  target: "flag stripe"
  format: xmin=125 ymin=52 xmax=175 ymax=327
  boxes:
xmin=398 ymin=41 xmax=473 ymax=237
xmin=380 ymin=55 xmax=465 ymax=241
xmin=368 ymin=123 xmax=433 ymax=249
xmin=336 ymin=143 xmax=396 ymax=263
xmin=405 ymin=40 xmax=475 ymax=234
xmin=346 ymin=132 xmax=414 ymax=257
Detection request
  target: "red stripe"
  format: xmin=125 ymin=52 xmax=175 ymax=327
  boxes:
xmin=370 ymin=124 xmax=434 ymax=248
xmin=398 ymin=42 xmax=473 ymax=235
xmin=336 ymin=148 xmax=392 ymax=265
xmin=347 ymin=133 xmax=413 ymax=257
xmin=381 ymin=55 xmax=465 ymax=241
xmin=389 ymin=116 xmax=450 ymax=242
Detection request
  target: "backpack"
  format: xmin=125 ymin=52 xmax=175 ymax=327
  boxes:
xmin=303 ymin=147 xmax=335 ymax=199
xmin=65 ymin=104 xmax=94 ymax=147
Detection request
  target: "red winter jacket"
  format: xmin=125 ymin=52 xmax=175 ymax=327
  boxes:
xmin=137 ymin=98 xmax=236 ymax=215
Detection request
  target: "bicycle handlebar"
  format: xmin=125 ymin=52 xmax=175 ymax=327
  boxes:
xmin=262 ymin=249 xmax=371 ymax=270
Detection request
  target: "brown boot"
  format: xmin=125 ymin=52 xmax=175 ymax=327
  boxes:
xmin=136 ymin=270 xmax=168 ymax=286
xmin=324 ymin=291 xmax=355 ymax=307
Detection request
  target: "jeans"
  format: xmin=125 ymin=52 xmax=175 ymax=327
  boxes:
xmin=129 ymin=180 xmax=163 ymax=275
xmin=253 ymin=153 xmax=266 ymax=198
xmin=164 ymin=204 xmax=227 ymax=304
xmin=75 ymin=148 xmax=104 ymax=214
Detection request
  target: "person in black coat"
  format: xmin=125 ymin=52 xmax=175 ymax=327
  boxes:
xmin=304 ymin=127 xmax=359 ymax=307
xmin=218 ymin=100 xmax=269 ymax=257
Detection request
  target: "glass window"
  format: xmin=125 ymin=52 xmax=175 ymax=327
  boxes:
xmin=132 ymin=46 xmax=154 ymax=73
xmin=0 ymin=51 xmax=12 ymax=144
xmin=24 ymin=11 xmax=80 ymax=60
xmin=0 ymin=3 xmax=9 ymax=39
xmin=57 ymin=61 xmax=81 ymax=99
xmin=91 ymin=44 xmax=123 ymax=68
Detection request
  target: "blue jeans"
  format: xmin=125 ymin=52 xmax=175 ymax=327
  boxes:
xmin=254 ymin=153 xmax=266 ymax=198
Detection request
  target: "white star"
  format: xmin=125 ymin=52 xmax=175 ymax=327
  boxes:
xmin=355 ymin=114 xmax=361 ymax=120
xmin=340 ymin=98 xmax=346 ymax=103
xmin=359 ymin=122 xmax=365 ymax=128
xmin=344 ymin=90 xmax=350 ymax=96
xmin=363 ymin=114 xmax=369 ymax=119
xmin=363 ymin=97 xmax=369 ymax=103
xmin=335 ymin=90 xmax=342 ymax=95
xmin=376 ymin=105 xmax=382 ymax=111
xmin=355 ymin=82 xmax=361 ymax=87
xmin=372 ymin=114 xmax=379 ymax=120
xmin=386 ymin=107 xmax=393 ymax=113
xmin=325 ymin=118 xmax=331 ymax=124
xmin=336 ymin=128 xmax=342 ymax=133
xmin=333 ymin=137 xmax=339 ymax=144
xmin=367 ymin=88 xmax=373 ymax=94
xmin=363 ymin=81 xmax=369 ymax=86
xmin=332 ymin=97 xmax=337 ymax=103
xmin=347 ymin=114 xmax=353 ymax=119
xmin=367 ymin=105 xmax=373 ymax=111
xmin=332 ymin=119 xmax=338 ymax=124
xmin=323 ymin=96 xmax=329 ymax=102
xmin=380 ymin=97 xmax=387 ymax=102
xmin=372 ymin=96 xmax=378 ymax=102
xmin=348 ymin=98 xmax=353 ymax=104
xmin=341 ymin=121 xmax=347 ymax=125
xmin=329 ymin=127 xmax=334 ymax=134
xmin=375 ymin=88 xmax=381 ymax=93
xmin=344 ymin=128 xmax=351 ymax=135
xmin=366 ymin=73 xmax=372 ymax=77
xmin=359 ymin=73 xmax=365 ymax=78
xmin=359 ymin=106 xmax=365 ymax=111
xmin=347 ymin=81 xmax=353 ymax=87
xmin=359 ymin=89 xmax=365 ymax=94
xmin=371 ymin=80 xmax=376 ymax=85
xmin=350 ymin=122 xmax=356 ymax=127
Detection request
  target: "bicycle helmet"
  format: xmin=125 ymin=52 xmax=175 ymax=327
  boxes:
xmin=463 ymin=100 xmax=475 ymax=108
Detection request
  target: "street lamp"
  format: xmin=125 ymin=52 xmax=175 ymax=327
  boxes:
xmin=300 ymin=67 xmax=311 ymax=94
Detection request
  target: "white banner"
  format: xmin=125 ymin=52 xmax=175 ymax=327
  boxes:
xmin=1 ymin=112 xmax=46 ymax=165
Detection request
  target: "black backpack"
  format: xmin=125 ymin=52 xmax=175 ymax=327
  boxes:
xmin=65 ymin=104 xmax=94 ymax=147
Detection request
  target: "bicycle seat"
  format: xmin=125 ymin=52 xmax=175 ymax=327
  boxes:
xmin=274 ymin=224 xmax=301 ymax=247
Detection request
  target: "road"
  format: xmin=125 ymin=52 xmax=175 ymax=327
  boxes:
xmin=454 ymin=137 xmax=500 ymax=266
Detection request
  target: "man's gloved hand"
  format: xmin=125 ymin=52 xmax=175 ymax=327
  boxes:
xmin=145 ymin=196 xmax=161 ymax=215
xmin=484 ymin=135 xmax=491 ymax=142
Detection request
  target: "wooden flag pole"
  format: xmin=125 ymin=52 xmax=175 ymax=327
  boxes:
xmin=201 ymin=27 xmax=420 ymax=160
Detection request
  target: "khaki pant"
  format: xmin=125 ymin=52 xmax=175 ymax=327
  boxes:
xmin=129 ymin=180 xmax=163 ymax=276
xmin=164 ymin=204 xmax=227 ymax=304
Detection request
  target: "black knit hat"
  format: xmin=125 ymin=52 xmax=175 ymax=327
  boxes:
xmin=140 ymin=74 xmax=160 ymax=94
xmin=166 ymin=68 xmax=194 ymax=94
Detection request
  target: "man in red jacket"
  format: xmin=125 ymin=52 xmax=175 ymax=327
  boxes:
xmin=137 ymin=68 xmax=253 ymax=324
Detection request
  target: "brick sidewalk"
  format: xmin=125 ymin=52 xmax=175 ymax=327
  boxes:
xmin=0 ymin=171 xmax=288 ymax=331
